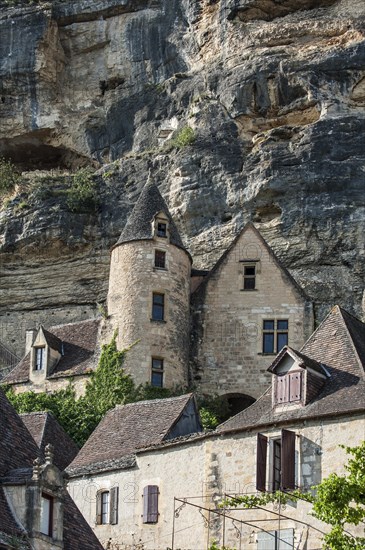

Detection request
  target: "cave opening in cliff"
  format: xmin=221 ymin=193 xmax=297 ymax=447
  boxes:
xmin=0 ymin=132 xmax=91 ymax=171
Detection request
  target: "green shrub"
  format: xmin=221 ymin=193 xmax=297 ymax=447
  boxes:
xmin=171 ymin=126 xmax=196 ymax=148
xmin=0 ymin=157 xmax=20 ymax=196
xmin=67 ymin=168 xmax=97 ymax=212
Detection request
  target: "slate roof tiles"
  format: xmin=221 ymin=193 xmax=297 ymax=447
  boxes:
xmin=21 ymin=412 xmax=79 ymax=471
xmin=115 ymin=180 xmax=189 ymax=255
xmin=3 ymin=319 xmax=100 ymax=385
xmin=67 ymin=394 xmax=195 ymax=475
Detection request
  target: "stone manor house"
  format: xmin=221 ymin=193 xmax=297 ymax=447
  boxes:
xmin=1 ymin=181 xmax=364 ymax=549
xmin=3 ymin=180 xmax=314 ymax=411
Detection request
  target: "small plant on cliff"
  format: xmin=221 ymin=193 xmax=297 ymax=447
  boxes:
xmin=67 ymin=167 xmax=97 ymax=212
xmin=0 ymin=157 xmax=20 ymax=196
xmin=171 ymin=126 xmax=196 ymax=149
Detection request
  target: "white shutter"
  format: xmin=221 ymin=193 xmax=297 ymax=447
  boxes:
xmin=257 ymin=530 xmax=276 ymax=550
xmin=278 ymin=528 xmax=294 ymax=549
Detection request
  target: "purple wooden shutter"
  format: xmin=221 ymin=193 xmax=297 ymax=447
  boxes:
xmin=96 ymin=492 xmax=102 ymax=525
xmin=256 ymin=433 xmax=267 ymax=492
xmin=276 ymin=375 xmax=288 ymax=404
xmin=143 ymin=485 xmax=159 ymax=523
xmin=289 ymin=372 xmax=302 ymax=402
xmin=109 ymin=486 xmax=119 ymax=525
xmin=281 ymin=429 xmax=296 ymax=490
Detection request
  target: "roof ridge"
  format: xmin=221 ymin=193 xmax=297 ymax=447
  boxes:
xmin=115 ymin=393 xmax=193 ymax=409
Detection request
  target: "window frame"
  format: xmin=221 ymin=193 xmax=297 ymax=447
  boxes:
xmin=156 ymin=221 xmax=167 ymax=238
xmin=101 ymin=491 xmax=110 ymax=525
xmin=256 ymin=430 xmax=296 ymax=493
xmin=154 ymin=250 xmax=166 ymax=269
xmin=96 ymin=487 xmax=119 ymax=526
xmin=152 ymin=292 xmax=165 ymax=321
xmin=40 ymin=492 xmax=53 ymax=537
xmin=34 ymin=346 xmax=46 ymax=371
xmin=151 ymin=357 xmax=164 ymax=388
xmin=243 ymin=264 xmax=256 ymax=290
xmin=262 ymin=320 xmax=288 ymax=354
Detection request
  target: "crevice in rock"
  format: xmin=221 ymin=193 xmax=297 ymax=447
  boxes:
xmin=351 ymin=75 xmax=365 ymax=103
xmin=253 ymin=203 xmax=282 ymax=223
xmin=228 ymin=0 xmax=338 ymax=23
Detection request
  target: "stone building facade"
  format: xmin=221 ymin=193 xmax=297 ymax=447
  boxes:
xmin=3 ymin=181 xmax=313 ymax=404
xmin=66 ymin=306 xmax=365 ymax=549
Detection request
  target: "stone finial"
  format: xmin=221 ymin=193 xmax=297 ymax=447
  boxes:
xmin=45 ymin=443 xmax=54 ymax=465
xmin=32 ymin=457 xmax=42 ymax=480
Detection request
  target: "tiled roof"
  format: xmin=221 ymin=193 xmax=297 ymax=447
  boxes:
xmin=42 ymin=326 xmax=63 ymax=353
xmin=3 ymin=319 xmax=100 ymax=385
xmin=67 ymin=394 xmax=196 ymax=475
xmin=0 ymin=388 xmax=41 ymax=542
xmin=267 ymin=346 xmax=327 ymax=376
xmin=0 ymin=388 xmax=103 ymax=549
xmin=115 ymin=180 xmax=190 ymax=256
xmin=218 ymin=306 xmax=365 ymax=433
xmin=21 ymin=412 xmax=79 ymax=471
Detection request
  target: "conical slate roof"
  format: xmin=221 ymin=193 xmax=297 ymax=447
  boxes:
xmin=115 ymin=180 xmax=188 ymax=253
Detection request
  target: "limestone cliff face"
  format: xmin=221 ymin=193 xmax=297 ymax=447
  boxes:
xmin=0 ymin=0 xmax=364 ymax=356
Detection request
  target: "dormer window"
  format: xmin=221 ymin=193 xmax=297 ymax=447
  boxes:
xmin=35 ymin=347 xmax=46 ymax=371
xmin=274 ymin=371 xmax=302 ymax=405
xmin=157 ymin=222 xmax=167 ymax=238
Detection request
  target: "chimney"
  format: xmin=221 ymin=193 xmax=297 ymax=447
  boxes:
xmin=25 ymin=329 xmax=37 ymax=355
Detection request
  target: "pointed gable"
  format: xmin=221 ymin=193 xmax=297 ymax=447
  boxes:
xmin=21 ymin=412 xmax=79 ymax=471
xmin=115 ymin=180 xmax=189 ymax=254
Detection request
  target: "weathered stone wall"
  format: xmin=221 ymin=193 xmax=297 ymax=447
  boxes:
xmin=67 ymin=413 xmax=365 ymax=549
xmin=191 ymin=225 xmax=314 ymax=398
xmin=107 ymin=239 xmax=191 ymax=388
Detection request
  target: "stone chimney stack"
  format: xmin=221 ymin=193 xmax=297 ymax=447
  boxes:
xmin=25 ymin=329 xmax=36 ymax=355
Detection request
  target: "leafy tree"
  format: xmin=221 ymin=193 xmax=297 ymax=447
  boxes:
xmin=223 ymin=441 xmax=365 ymax=549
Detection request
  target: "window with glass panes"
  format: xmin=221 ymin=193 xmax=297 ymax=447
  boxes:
xmin=243 ymin=265 xmax=256 ymax=289
xmin=152 ymin=293 xmax=165 ymax=321
xmin=35 ymin=347 xmax=46 ymax=370
xmin=262 ymin=320 xmax=288 ymax=353
xmin=154 ymin=250 xmax=166 ymax=269
xmin=156 ymin=222 xmax=167 ymax=237
xmin=151 ymin=358 xmax=163 ymax=387
xmin=101 ymin=491 xmax=110 ymax=525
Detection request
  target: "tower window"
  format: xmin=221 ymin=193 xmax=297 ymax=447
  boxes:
xmin=154 ymin=250 xmax=166 ymax=269
xmin=152 ymin=293 xmax=165 ymax=321
xmin=156 ymin=222 xmax=167 ymax=238
xmin=151 ymin=358 xmax=163 ymax=387
xmin=34 ymin=347 xmax=46 ymax=371
xmin=243 ymin=265 xmax=256 ymax=289
xmin=263 ymin=320 xmax=288 ymax=354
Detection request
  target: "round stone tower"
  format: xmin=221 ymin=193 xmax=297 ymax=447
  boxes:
xmin=107 ymin=180 xmax=192 ymax=389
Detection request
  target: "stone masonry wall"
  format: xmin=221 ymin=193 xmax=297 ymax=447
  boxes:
xmin=107 ymin=240 xmax=191 ymax=388
xmin=191 ymin=225 xmax=314 ymax=399
xmin=67 ymin=413 xmax=365 ymax=550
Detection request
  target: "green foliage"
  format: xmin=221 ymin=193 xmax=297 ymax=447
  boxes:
xmin=0 ymin=157 xmax=20 ymax=196
xmin=66 ymin=168 xmax=97 ymax=212
xmin=171 ymin=126 xmax=196 ymax=148
xmin=197 ymin=394 xmax=231 ymax=430
xmin=4 ymin=333 xmax=134 ymax=447
xmin=224 ymin=441 xmax=365 ymax=549
xmin=209 ymin=541 xmax=235 ymax=550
